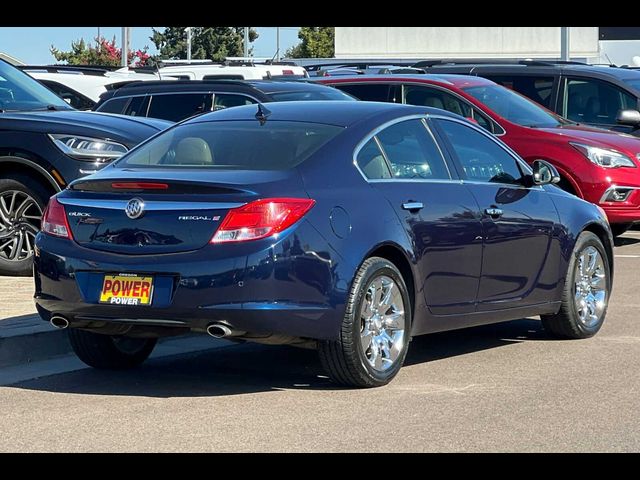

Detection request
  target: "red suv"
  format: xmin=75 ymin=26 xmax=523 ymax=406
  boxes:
xmin=319 ymin=74 xmax=640 ymax=236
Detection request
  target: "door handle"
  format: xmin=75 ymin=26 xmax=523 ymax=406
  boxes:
xmin=484 ymin=207 xmax=503 ymax=218
xmin=402 ymin=201 xmax=424 ymax=212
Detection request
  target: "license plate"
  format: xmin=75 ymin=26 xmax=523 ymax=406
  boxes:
xmin=99 ymin=274 xmax=154 ymax=306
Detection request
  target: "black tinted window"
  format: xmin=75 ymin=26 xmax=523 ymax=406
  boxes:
xmin=564 ymin=78 xmax=637 ymax=125
xmin=356 ymin=138 xmax=392 ymax=180
xmin=376 ymin=119 xmax=450 ymax=180
xmin=41 ymin=81 xmax=94 ymax=110
xmin=213 ymin=93 xmax=256 ymax=111
xmin=436 ymin=119 xmax=522 ymax=185
xmin=96 ymin=97 xmax=129 ymax=114
xmin=120 ymin=121 xmax=343 ymax=170
xmin=334 ymin=83 xmax=391 ymax=102
xmin=147 ymin=93 xmax=212 ymax=122
xmin=269 ymin=89 xmax=355 ymax=102
xmin=486 ymin=75 xmax=555 ymax=108
xmin=123 ymin=95 xmax=147 ymax=116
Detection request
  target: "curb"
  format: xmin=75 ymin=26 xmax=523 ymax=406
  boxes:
xmin=0 ymin=322 xmax=71 ymax=368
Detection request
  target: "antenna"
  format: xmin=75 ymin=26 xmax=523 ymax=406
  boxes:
xmin=255 ymin=103 xmax=272 ymax=125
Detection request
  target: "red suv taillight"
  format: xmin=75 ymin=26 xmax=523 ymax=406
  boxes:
xmin=41 ymin=197 xmax=72 ymax=239
xmin=211 ymin=198 xmax=315 ymax=244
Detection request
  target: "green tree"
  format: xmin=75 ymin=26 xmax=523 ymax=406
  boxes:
xmin=150 ymin=27 xmax=259 ymax=61
xmin=50 ymin=36 xmax=151 ymax=66
xmin=285 ymin=27 xmax=335 ymax=58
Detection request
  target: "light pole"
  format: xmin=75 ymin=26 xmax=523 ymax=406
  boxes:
xmin=276 ymin=27 xmax=280 ymax=61
xmin=561 ymin=27 xmax=570 ymax=61
xmin=244 ymin=27 xmax=249 ymax=57
xmin=186 ymin=27 xmax=192 ymax=60
xmin=121 ymin=27 xmax=128 ymax=67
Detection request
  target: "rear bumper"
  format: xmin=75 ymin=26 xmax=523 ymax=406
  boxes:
xmin=33 ymin=223 xmax=349 ymax=341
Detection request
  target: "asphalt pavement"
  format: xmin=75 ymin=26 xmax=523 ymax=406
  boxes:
xmin=0 ymin=232 xmax=639 ymax=452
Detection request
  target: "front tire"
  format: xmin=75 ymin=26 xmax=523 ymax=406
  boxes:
xmin=319 ymin=257 xmax=411 ymax=388
xmin=68 ymin=329 xmax=157 ymax=369
xmin=541 ymin=231 xmax=611 ymax=339
xmin=0 ymin=174 xmax=51 ymax=276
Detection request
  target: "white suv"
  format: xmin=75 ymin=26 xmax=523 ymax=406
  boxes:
xmin=157 ymin=58 xmax=308 ymax=81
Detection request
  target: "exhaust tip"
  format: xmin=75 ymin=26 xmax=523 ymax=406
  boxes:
xmin=50 ymin=316 xmax=69 ymax=330
xmin=206 ymin=323 xmax=232 ymax=338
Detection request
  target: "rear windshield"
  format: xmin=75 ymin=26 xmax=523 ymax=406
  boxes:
xmin=118 ymin=120 xmax=343 ymax=170
xmin=269 ymin=89 xmax=355 ymax=102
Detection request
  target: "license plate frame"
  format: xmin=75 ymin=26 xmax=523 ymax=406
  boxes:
xmin=99 ymin=274 xmax=154 ymax=306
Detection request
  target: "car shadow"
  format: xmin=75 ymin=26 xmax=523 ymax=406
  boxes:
xmin=11 ymin=318 xmax=553 ymax=397
xmin=614 ymin=236 xmax=640 ymax=247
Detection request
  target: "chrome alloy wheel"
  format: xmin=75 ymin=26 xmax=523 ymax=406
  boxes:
xmin=0 ymin=190 xmax=42 ymax=262
xmin=574 ymin=246 xmax=608 ymax=328
xmin=359 ymin=275 xmax=406 ymax=372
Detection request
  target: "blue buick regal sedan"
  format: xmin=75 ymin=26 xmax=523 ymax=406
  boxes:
xmin=34 ymin=101 xmax=613 ymax=388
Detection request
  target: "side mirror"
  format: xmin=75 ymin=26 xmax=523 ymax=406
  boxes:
xmin=531 ymin=160 xmax=560 ymax=186
xmin=616 ymin=109 xmax=640 ymax=126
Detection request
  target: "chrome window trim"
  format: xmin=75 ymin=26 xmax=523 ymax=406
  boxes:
xmin=353 ymin=114 xmax=453 ymax=183
xmin=430 ymin=114 xmax=543 ymax=190
xmin=58 ymin=198 xmax=245 ymax=211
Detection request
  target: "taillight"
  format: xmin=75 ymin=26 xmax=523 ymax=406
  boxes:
xmin=282 ymin=69 xmax=294 ymax=75
xmin=41 ymin=197 xmax=72 ymax=239
xmin=211 ymin=198 xmax=315 ymax=244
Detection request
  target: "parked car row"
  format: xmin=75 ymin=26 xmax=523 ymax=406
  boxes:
xmin=0 ymin=56 xmax=618 ymax=387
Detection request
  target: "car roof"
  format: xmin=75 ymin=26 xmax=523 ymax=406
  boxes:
xmin=105 ymin=79 xmax=337 ymax=97
xmin=183 ymin=100 xmax=459 ymax=127
xmin=318 ymin=73 xmax=496 ymax=89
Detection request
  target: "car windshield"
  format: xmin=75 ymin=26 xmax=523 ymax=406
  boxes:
xmin=0 ymin=61 xmax=72 ymax=112
xmin=269 ymin=89 xmax=356 ymax=102
xmin=463 ymin=84 xmax=569 ymax=128
xmin=623 ymin=77 xmax=640 ymax=92
xmin=118 ymin=120 xmax=344 ymax=170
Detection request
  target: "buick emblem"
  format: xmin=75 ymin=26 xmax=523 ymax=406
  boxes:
xmin=125 ymin=198 xmax=145 ymax=220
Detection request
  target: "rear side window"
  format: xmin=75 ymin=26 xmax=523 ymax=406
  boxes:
xmin=376 ymin=119 xmax=450 ymax=180
xmin=123 ymin=95 xmax=148 ymax=116
xmin=356 ymin=138 xmax=392 ymax=180
xmin=41 ymin=80 xmax=95 ymax=110
xmin=334 ymin=83 xmax=391 ymax=102
xmin=486 ymin=75 xmax=555 ymax=108
xmin=119 ymin=121 xmax=343 ymax=170
xmin=147 ymin=93 xmax=213 ymax=122
xmin=213 ymin=93 xmax=256 ymax=111
xmin=96 ymin=96 xmax=129 ymax=114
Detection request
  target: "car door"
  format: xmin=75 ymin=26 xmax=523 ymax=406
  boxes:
xmin=355 ymin=117 xmax=484 ymax=315
xmin=432 ymin=116 xmax=559 ymax=311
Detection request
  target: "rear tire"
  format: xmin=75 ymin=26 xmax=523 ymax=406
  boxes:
xmin=68 ymin=329 xmax=157 ymax=369
xmin=0 ymin=174 xmax=52 ymax=276
xmin=541 ymin=231 xmax=611 ymax=339
xmin=318 ymin=257 xmax=411 ymax=388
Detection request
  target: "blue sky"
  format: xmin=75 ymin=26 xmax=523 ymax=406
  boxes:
xmin=0 ymin=27 xmax=301 ymax=64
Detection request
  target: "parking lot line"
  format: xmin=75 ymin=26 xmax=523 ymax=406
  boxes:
xmin=615 ymin=255 xmax=640 ymax=258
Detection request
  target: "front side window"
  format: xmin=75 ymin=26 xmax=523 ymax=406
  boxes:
xmin=123 ymin=95 xmax=148 ymax=116
xmin=147 ymin=93 xmax=213 ymax=122
xmin=403 ymin=84 xmax=495 ymax=133
xmin=376 ymin=119 xmax=450 ymax=180
xmin=435 ymin=119 xmax=523 ymax=185
xmin=119 ymin=120 xmax=343 ymax=170
xmin=0 ymin=62 xmax=70 ymax=111
xmin=564 ymin=77 xmax=637 ymax=125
